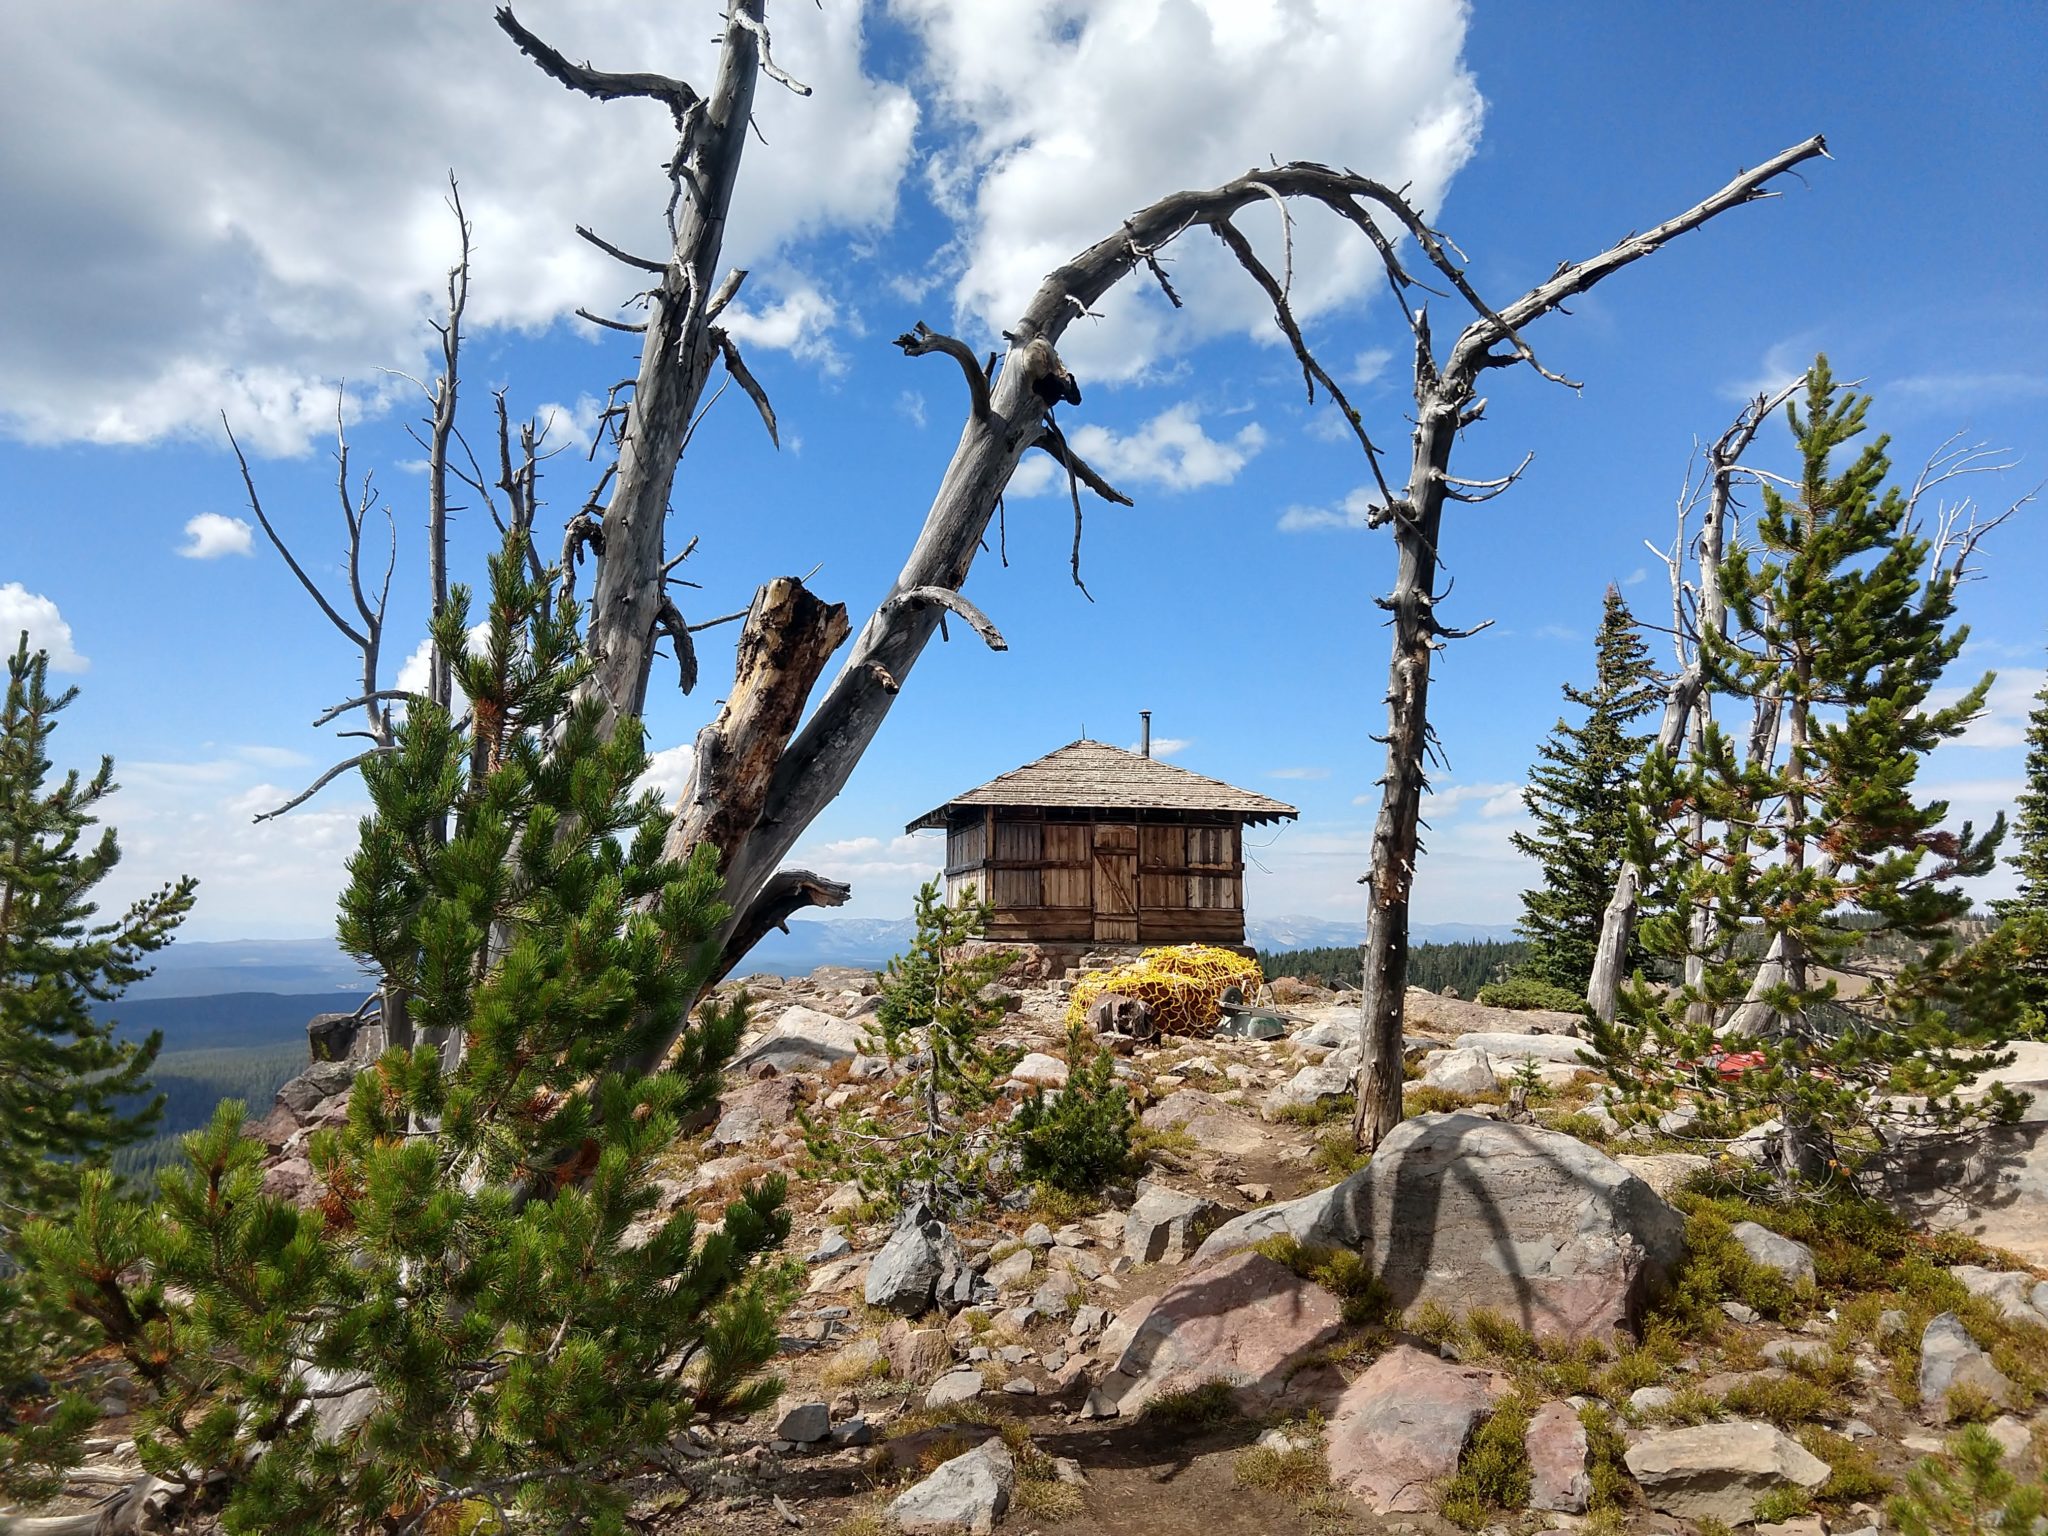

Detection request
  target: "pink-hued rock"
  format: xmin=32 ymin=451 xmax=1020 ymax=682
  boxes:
xmin=1140 ymin=1090 xmax=1266 ymax=1159
xmin=1195 ymin=1113 xmax=1686 ymax=1341
xmin=1093 ymin=1251 xmax=1344 ymax=1416
xmin=1325 ymin=1345 xmax=1510 ymax=1513
xmin=1526 ymin=1399 xmax=1591 ymax=1513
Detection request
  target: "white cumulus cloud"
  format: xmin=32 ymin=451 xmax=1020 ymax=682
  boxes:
xmin=893 ymin=0 xmax=1483 ymax=380
xmin=0 ymin=2 xmax=918 ymax=454
xmin=0 ymin=584 xmax=88 ymax=671
xmin=177 ymin=512 xmax=254 ymax=559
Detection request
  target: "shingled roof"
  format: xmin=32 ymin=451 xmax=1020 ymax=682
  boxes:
xmin=906 ymin=739 xmax=1298 ymax=831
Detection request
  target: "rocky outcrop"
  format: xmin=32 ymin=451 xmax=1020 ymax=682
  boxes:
xmin=1419 ymin=1046 xmax=1498 ymax=1095
xmin=729 ymin=1005 xmax=867 ymax=1076
xmin=887 ymin=1437 xmax=1014 ymax=1533
xmin=1141 ymin=1089 xmax=1265 ymax=1158
xmin=1090 ymin=1250 xmax=1343 ymax=1416
xmin=1193 ymin=1114 xmax=1685 ymax=1339
xmin=1947 ymin=1264 xmax=2048 ymax=1328
xmin=867 ymin=1206 xmax=954 ymax=1316
xmin=1323 ymin=1345 xmax=1509 ymax=1513
xmin=1624 ymin=1421 xmax=1830 ymax=1524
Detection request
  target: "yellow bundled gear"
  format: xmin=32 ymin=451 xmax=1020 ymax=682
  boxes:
xmin=1066 ymin=944 xmax=1263 ymax=1037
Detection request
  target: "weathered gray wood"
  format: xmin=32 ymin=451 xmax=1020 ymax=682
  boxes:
xmin=1350 ymin=137 xmax=1829 ymax=1150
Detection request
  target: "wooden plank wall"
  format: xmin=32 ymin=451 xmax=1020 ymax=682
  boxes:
xmin=944 ymin=810 xmax=1246 ymax=945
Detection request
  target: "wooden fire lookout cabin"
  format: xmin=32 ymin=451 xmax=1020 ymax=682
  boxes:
xmin=906 ymin=738 xmax=1297 ymax=947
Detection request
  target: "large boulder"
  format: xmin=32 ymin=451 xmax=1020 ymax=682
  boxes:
xmin=1919 ymin=1312 xmax=2014 ymax=1419
xmin=710 ymin=1075 xmax=804 ymax=1147
xmin=1122 ymin=1182 xmax=1222 ymax=1265
xmin=1947 ymin=1265 xmax=2048 ymax=1328
xmin=276 ymin=1059 xmax=357 ymax=1116
xmin=1407 ymin=991 xmax=1583 ymax=1038
xmin=1875 ymin=1116 xmax=2048 ymax=1266
xmin=887 ymin=1437 xmax=1015 ymax=1534
xmin=1450 ymin=1032 xmax=1593 ymax=1067
xmin=1090 ymin=1250 xmax=1343 ymax=1416
xmin=1323 ymin=1345 xmax=1510 ymax=1513
xmin=1624 ymin=1421 xmax=1830 ymax=1524
xmin=1419 ymin=1047 xmax=1498 ymax=1095
xmin=1193 ymin=1113 xmax=1685 ymax=1340
xmin=1618 ymin=1152 xmax=1712 ymax=1200
xmin=729 ymin=1005 xmax=866 ymax=1076
xmin=867 ymin=1205 xmax=953 ymax=1316
xmin=1262 ymin=1062 xmax=1354 ymax=1115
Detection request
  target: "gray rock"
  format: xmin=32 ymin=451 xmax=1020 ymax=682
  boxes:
xmin=1722 ymin=1300 xmax=1762 ymax=1325
xmin=1920 ymin=1312 xmax=2014 ymax=1418
xmin=1450 ymin=1032 xmax=1591 ymax=1067
xmin=1030 ymin=1279 xmax=1074 ymax=1320
xmin=1294 ymin=1020 xmax=1349 ymax=1049
xmin=1262 ymin=1062 xmax=1355 ymax=1114
xmin=710 ymin=1074 xmax=804 ymax=1147
xmin=1618 ymin=1153 xmax=1712 ymax=1200
xmin=729 ymin=1005 xmax=865 ymax=1076
xmin=807 ymin=1229 xmax=852 ymax=1265
xmin=1010 ymin=1052 xmax=1068 ymax=1087
xmin=985 ymin=1247 xmax=1033 ymax=1291
xmin=887 ymin=1437 xmax=1015 ymax=1534
xmin=866 ymin=1204 xmax=952 ymax=1316
xmin=1731 ymin=1221 xmax=1817 ymax=1287
xmin=276 ymin=1059 xmax=357 ymax=1115
xmin=1631 ymin=1386 xmax=1677 ymax=1414
xmin=1624 ymin=1421 xmax=1830 ymax=1524
xmin=1000 ymin=1376 xmax=1036 ymax=1396
xmin=776 ymin=1401 xmax=831 ymax=1444
xmin=1122 ymin=1182 xmax=1221 ymax=1266
xmin=1193 ymin=1113 xmax=1686 ymax=1341
xmin=1142 ymin=1089 xmax=1267 ymax=1157
xmin=1987 ymin=1414 xmax=2033 ymax=1461
xmin=1021 ymin=1223 xmax=1056 ymax=1249
xmin=833 ymin=1416 xmax=873 ymax=1448
xmin=925 ymin=1369 xmax=987 ymax=1409
xmin=1070 ymin=1304 xmax=1108 ymax=1339
xmin=1420 ymin=1047 xmax=1498 ymax=1095
xmin=1949 ymin=1264 xmax=2048 ymax=1327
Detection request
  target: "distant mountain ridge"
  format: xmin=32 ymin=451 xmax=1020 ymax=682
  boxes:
xmin=149 ymin=916 xmax=1518 ymax=994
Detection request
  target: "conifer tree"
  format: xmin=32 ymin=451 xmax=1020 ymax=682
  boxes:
xmin=1510 ymin=587 xmax=1661 ymax=991
xmin=810 ymin=881 xmax=1015 ymax=1213
xmin=1588 ymin=359 xmax=2017 ymax=1186
xmin=1988 ymin=657 xmax=2048 ymax=1033
xmin=1 ymin=635 xmax=193 ymax=1499
xmin=18 ymin=535 xmax=791 ymax=1534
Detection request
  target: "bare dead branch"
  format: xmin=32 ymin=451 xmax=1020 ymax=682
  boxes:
xmin=892 ymin=322 xmax=992 ymax=420
xmin=253 ymin=749 xmax=393 ymax=823
xmin=708 ymin=868 xmax=850 ymax=987
xmin=225 ymin=417 xmax=367 ymax=650
xmin=313 ymin=690 xmax=421 ymax=728
xmin=494 ymin=6 xmax=700 ymax=126
xmin=1031 ymin=422 xmax=1133 ymax=507
xmin=705 ymin=267 xmax=748 ymax=323
xmin=653 ymin=595 xmax=699 ymax=694
xmin=726 ymin=9 xmax=811 ymax=96
xmin=886 ymin=586 xmax=1007 ymax=651
xmin=574 ymin=224 xmax=668 ymax=274
xmin=576 ymin=308 xmax=648 ymax=334
xmin=1437 ymin=451 xmax=1535 ymax=502
xmin=714 ymin=331 xmax=779 ymax=447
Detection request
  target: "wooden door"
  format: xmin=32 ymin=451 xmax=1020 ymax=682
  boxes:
xmin=1091 ymin=823 xmax=1138 ymax=943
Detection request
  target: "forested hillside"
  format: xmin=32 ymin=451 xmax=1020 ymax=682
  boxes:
xmin=1260 ymin=938 xmax=1528 ymax=996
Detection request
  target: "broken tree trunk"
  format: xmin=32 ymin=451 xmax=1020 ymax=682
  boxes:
xmin=1351 ymin=136 xmax=1830 ymax=1149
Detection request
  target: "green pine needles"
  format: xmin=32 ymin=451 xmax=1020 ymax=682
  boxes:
xmin=1511 ymin=586 xmax=1662 ymax=992
xmin=1987 ymin=656 xmax=2048 ymax=1035
xmin=808 ymin=880 xmax=1016 ymax=1214
xmin=1588 ymin=359 xmax=2021 ymax=1186
xmin=1010 ymin=1019 xmax=1137 ymax=1198
xmin=1 ymin=634 xmax=195 ymax=1503
xmin=16 ymin=534 xmax=792 ymax=1534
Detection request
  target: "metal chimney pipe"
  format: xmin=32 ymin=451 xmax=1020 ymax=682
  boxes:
xmin=1140 ymin=710 xmax=1152 ymax=758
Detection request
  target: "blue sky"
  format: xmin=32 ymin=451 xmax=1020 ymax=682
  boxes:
xmin=2 ymin=0 xmax=2042 ymax=941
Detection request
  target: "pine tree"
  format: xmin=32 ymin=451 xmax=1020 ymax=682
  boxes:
xmin=1989 ymin=656 xmax=2048 ymax=1033
xmin=810 ymin=881 xmax=1016 ymax=1214
xmin=18 ymin=534 xmax=792 ymax=1533
xmin=1510 ymin=587 xmax=1662 ymax=991
xmin=1008 ymin=1019 xmax=1136 ymax=1197
xmin=1588 ymin=359 xmax=2018 ymax=1186
xmin=1 ymin=635 xmax=194 ymax=1500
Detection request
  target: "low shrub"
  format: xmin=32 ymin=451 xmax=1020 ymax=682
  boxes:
xmin=1719 ymin=1374 xmax=1834 ymax=1428
xmin=1148 ymin=1379 xmax=1241 ymax=1427
xmin=1477 ymin=978 xmax=1587 ymax=1012
xmin=1802 ymin=1425 xmax=1893 ymax=1506
xmin=1439 ymin=1392 xmax=1534 ymax=1530
xmin=1580 ymin=1403 xmax=1637 ymax=1513
xmin=1753 ymin=1484 xmax=1815 ymax=1524
xmin=1008 ymin=1022 xmax=1136 ymax=1195
xmin=1254 ymin=1235 xmax=1394 ymax=1327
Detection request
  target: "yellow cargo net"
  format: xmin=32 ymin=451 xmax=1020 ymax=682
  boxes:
xmin=1065 ymin=944 xmax=1263 ymax=1036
